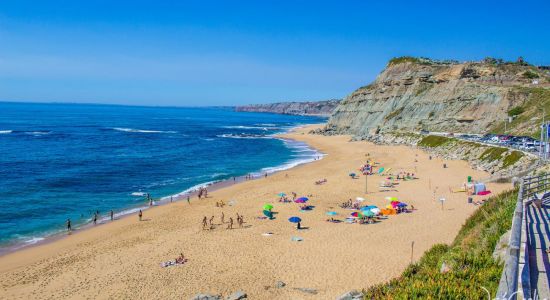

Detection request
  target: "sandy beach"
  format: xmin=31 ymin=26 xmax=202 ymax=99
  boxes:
xmin=0 ymin=125 xmax=510 ymax=299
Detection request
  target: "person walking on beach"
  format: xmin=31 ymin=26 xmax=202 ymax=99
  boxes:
xmin=221 ymin=212 xmax=225 ymax=224
xmin=227 ymin=217 xmax=233 ymax=229
xmin=138 ymin=210 xmax=143 ymax=221
xmin=187 ymin=195 xmax=191 ymax=205
xmin=93 ymin=212 xmax=98 ymax=225
xmin=66 ymin=218 xmax=72 ymax=233
xmin=110 ymin=210 xmax=114 ymax=221
xmin=209 ymin=216 xmax=214 ymax=229
xmin=170 ymin=196 xmax=173 ymax=203
xmin=202 ymin=216 xmax=207 ymax=230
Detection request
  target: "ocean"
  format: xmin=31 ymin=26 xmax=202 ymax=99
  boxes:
xmin=0 ymin=102 xmax=325 ymax=251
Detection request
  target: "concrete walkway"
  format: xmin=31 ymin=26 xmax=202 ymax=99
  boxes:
xmin=526 ymin=199 xmax=550 ymax=299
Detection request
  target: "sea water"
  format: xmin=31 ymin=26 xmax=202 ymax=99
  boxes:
xmin=0 ymin=102 xmax=325 ymax=250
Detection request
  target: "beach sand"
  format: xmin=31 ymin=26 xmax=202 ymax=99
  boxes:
xmin=0 ymin=125 xmax=510 ymax=299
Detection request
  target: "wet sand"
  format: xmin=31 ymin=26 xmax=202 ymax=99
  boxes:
xmin=0 ymin=125 xmax=510 ymax=299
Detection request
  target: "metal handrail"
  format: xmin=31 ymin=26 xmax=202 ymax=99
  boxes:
xmin=496 ymin=174 xmax=550 ymax=299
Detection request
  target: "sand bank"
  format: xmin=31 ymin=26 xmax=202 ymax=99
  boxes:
xmin=0 ymin=125 xmax=509 ymax=299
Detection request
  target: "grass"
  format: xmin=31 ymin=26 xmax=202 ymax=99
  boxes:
xmin=507 ymin=106 xmax=525 ymax=117
xmin=363 ymin=189 xmax=518 ymax=299
xmin=418 ymin=135 xmax=451 ymax=147
xmin=479 ymin=147 xmax=508 ymax=163
xmin=384 ymin=107 xmax=404 ymax=121
xmin=490 ymin=87 xmax=550 ymax=138
xmin=503 ymin=151 xmax=524 ymax=168
xmin=388 ymin=56 xmax=421 ymax=66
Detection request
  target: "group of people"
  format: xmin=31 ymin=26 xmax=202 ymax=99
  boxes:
xmin=278 ymin=192 xmax=297 ymax=203
xmin=66 ymin=209 xmax=117 ymax=233
xmin=395 ymin=172 xmax=416 ymax=180
xmin=339 ymin=199 xmax=360 ymax=209
xmin=197 ymin=187 xmax=208 ymax=199
xmin=215 ymin=200 xmax=226 ymax=208
xmin=202 ymin=212 xmax=245 ymax=230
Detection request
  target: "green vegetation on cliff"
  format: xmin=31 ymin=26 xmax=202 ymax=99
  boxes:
xmin=491 ymin=87 xmax=550 ymax=138
xmin=363 ymin=189 xmax=518 ymax=299
xmin=418 ymin=135 xmax=451 ymax=147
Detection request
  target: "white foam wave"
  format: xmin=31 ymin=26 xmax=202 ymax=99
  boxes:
xmin=160 ymin=180 xmax=217 ymax=201
xmin=217 ymin=133 xmax=272 ymax=139
xmin=222 ymin=125 xmax=279 ymax=131
xmin=112 ymin=127 xmax=176 ymax=134
xmin=24 ymin=237 xmax=45 ymax=245
xmin=0 ymin=130 xmax=12 ymax=134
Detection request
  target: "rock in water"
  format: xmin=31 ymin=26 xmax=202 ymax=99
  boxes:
xmin=225 ymin=291 xmax=247 ymax=300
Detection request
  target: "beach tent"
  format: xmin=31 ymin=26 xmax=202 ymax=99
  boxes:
xmin=474 ymin=183 xmax=487 ymax=195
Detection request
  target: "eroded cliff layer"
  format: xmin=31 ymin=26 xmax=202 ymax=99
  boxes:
xmin=325 ymin=59 xmax=549 ymax=137
xmin=235 ymin=99 xmax=340 ymax=117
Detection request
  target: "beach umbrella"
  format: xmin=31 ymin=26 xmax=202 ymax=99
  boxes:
xmin=385 ymin=196 xmax=398 ymax=201
xmin=263 ymin=204 xmax=274 ymax=211
xmin=263 ymin=210 xmax=273 ymax=219
xmin=356 ymin=197 xmax=365 ymax=202
xmin=370 ymin=208 xmax=381 ymax=215
xmin=362 ymin=205 xmax=378 ymax=210
xmin=362 ymin=210 xmax=375 ymax=217
xmin=397 ymin=202 xmax=408 ymax=207
xmin=296 ymin=197 xmax=309 ymax=201
xmin=378 ymin=167 xmax=385 ymax=174
xmin=349 ymin=173 xmax=356 ymax=177
xmin=326 ymin=211 xmax=337 ymax=216
xmin=288 ymin=216 xmax=301 ymax=223
xmin=294 ymin=199 xmax=307 ymax=203
xmin=277 ymin=193 xmax=286 ymax=197
xmin=351 ymin=212 xmax=359 ymax=217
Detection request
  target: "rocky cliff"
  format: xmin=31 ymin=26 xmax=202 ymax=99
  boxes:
xmin=235 ymin=99 xmax=340 ymax=117
xmin=323 ymin=57 xmax=550 ymax=137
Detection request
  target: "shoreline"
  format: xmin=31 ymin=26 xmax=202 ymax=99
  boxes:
xmin=0 ymin=124 xmax=511 ymax=299
xmin=0 ymin=124 xmax=325 ymax=257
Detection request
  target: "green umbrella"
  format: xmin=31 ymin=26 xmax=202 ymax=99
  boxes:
xmin=263 ymin=204 xmax=274 ymax=211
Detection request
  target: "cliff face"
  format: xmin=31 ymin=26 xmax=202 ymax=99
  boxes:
xmin=235 ymin=100 xmax=340 ymax=117
xmin=325 ymin=60 xmax=549 ymax=137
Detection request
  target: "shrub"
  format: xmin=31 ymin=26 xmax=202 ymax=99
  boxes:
xmin=479 ymin=147 xmax=508 ymax=162
xmin=507 ymin=106 xmax=525 ymax=117
xmin=388 ymin=56 xmax=421 ymax=66
xmin=503 ymin=151 xmax=524 ymax=168
xmin=522 ymin=70 xmax=539 ymax=79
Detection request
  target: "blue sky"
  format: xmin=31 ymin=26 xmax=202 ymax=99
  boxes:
xmin=0 ymin=0 xmax=549 ymax=106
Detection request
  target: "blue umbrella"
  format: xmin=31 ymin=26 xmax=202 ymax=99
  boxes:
xmin=361 ymin=205 xmax=378 ymax=210
xmin=326 ymin=211 xmax=337 ymax=216
xmin=288 ymin=216 xmax=302 ymax=223
xmin=296 ymin=197 xmax=308 ymax=202
xmin=277 ymin=192 xmax=286 ymax=197
xmin=397 ymin=202 xmax=407 ymax=207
